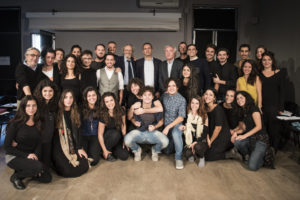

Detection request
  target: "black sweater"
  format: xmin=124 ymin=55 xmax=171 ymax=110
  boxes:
xmin=4 ymin=122 xmax=41 ymax=158
xmin=80 ymin=67 xmax=97 ymax=92
xmin=189 ymin=58 xmax=210 ymax=93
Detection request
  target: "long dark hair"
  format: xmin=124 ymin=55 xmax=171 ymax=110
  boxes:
xmin=261 ymin=51 xmax=277 ymax=71
xmin=56 ymin=89 xmax=81 ymax=129
xmin=8 ymin=95 xmax=42 ymax=131
xmin=60 ymin=54 xmax=81 ymax=78
xmin=203 ymin=88 xmax=218 ymax=112
xmin=34 ymin=79 xmax=59 ymax=112
xmin=82 ymin=87 xmax=101 ymax=120
xmin=182 ymin=64 xmax=198 ymax=101
xmin=236 ymin=91 xmax=255 ymax=119
xmin=187 ymin=95 xmax=207 ymax=122
xmin=241 ymin=59 xmax=258 ymax=85
xmin=100 ymin=92 xmax=124 ymax=130
xmin=255 ymin=45 xmax=267 ymax=61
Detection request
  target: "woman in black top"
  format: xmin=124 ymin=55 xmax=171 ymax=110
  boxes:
xmin=60 ymin=54 xmax=81 ymax=103
xmin=4 ymin=96 xmax=51 ymax=190
xmin=259 ymin=51 xmax=284 ymax=152
xmin=255 ymin=45 xmax=267 ymax=72
xmin=37 ymin=47 xmax=61 ymax=88
xmin=79 ymin=50 xmax=97 ymax=92
xmin=34 ymin=79 xmax=59 ymax=169
xmin=203 ymin=88 xmax=232 ymax=161
xmin=220 ymin=89 xmax=239 ymax=129
xmin=98 ymin=92 xmax=129 ymax=161
xmin=178 ymin=64 xmax=199 ymax=102
xmin=230 ymin=91 xmax=272 ymax=171
xmin=52 ymin=90 xmax=89 ymax=177
xmin=81 ymin=87 xmax=101 ymax=166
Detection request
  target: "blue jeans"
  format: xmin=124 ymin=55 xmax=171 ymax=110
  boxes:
xmin=234 ymin=138 xmax=267 ymax=171
xmin=163 ymin=124 xmax=183 ymax=160
xmin=124 ymin=129 xmax=169 ymax=153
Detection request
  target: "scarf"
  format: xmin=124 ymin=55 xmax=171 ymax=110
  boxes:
xmin=184 ymin=112 xmax=204 ymax=146
xmin=58 ymin=116 xmax=79 ymax=167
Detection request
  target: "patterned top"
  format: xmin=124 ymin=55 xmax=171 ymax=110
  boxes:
xmin=162 ymin=92 xmax=186 ymax=125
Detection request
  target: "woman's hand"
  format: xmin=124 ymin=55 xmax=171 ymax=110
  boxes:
xmin=189 ymin=142 xmax=197 ymax=154
xmin=103 ymin=150 xmax=112 ymax=160
xmin=27 ymin=153 xmax=38 ymax=160
xmin=122 ymin=142 xmax=129 ymax=151
xmin=207 ymin=138 xmax=212 ymax=148
xmin=236 ymin=134 xmax=247 ymax=141
xmin=78 ymin=149 xmax=88 ymax=159
xmin=148 ymin=125 xmax=156 ymax=132
xmin=134 ymin=121 xmax=141 ymax=127
xmin=179 ymin=125 xmax=185 ymax=131
xmin=231 ymin=133 xmax=237 ymax=143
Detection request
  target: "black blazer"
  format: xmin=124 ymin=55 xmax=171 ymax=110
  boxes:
xmin=135 ymin=57 xmax=161 ymax=92
xmin=116 ymin=56 xmax=136 ymax=78
xmin=158 ymin=59 xmax=183 ymax=93
xmin=36 ymin=63 xmax=61 ymax=89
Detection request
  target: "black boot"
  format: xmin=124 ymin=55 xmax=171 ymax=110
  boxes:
xmin=10 ymin=173 xmax=26 ymax=190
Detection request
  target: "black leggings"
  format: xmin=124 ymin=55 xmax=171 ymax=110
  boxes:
xmin=41 ymin=142 xmax=52 ymax=169
xmin=7 ymin=157 xmax=52 ymax=183
xmin=263 ymin=108 xmax=281 ymax=151
xmin=82 ymin=135 xmax=101 ymax=166
xmin=103 ymin=129 xmax=129 ymax=160
xmin=184 ymin=141 xmax=208 ymax=159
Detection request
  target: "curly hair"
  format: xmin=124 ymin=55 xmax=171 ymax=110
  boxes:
xmin=56 ymin=89 xmax=81 ymax=129
xmin=240 ymin=59 xmax=258 ymax=86
xmin=60 ymin=54 xmax=81 ymax=78
xmin=260 ymin=51 xmax=277 ymax=71
xmin=203 ymin=88 xmax=218 ymax=112
xmin=187 ymin=95 xmax=207 ymax=123
xmin=33 ymin=79 xmax=59 ymax=112
xmin=99 ymin=92 xmax=124 ymax=130
xmin=127 ymin=77 xmax=144 ymax=94
xmin=81 ymin=87 xmax=101 ymax=121
xmin=181 ymin=64 xmax=199 ymax=101
xmin=8 ymin=95 xmax=42 ymax=132
xmin=235 ymin=91 xmax=256 ymax=119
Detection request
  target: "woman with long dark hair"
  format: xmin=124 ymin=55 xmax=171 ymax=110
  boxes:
xmin=203 ymin=88 xmax=232 ymax=161
xmin=33 ymin=79 xmax=58 ymax=169
xmin=4 ymin=95 xmax=51 ymax=190
xmin=181 ymin=96 xmax=209 ymax=167
xmin=81 ymin=87 xmax=101 ymax=166
xmin=220 ymin=89 xmax=239 ymax=130
xmin=98 ymin=92 xmax=129 ymax=161
xmin=259 ymin=51 xmax=284 ymax=152
xmin=230 ymin=91 xmax=274 ymax=171
xmin=52 ymin=90 xmax=89 ymax=177
xmin=178 ymin=64 xmax=199 ymax=102
xmin=236 ymin=59 xmax=262 ymax=109
xmin=60 ymin=54 xmax=81 ymax=102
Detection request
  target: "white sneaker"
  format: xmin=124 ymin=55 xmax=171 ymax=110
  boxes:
xmin=151 ymin=148 xmax=159 ymax=162
xmin=198 ymin=157 xmax=205 ymax=168
xmin=175 ymin=160 xmax=184 ymax=170
xmin=134 ymin=147 xmax=142 ymax=161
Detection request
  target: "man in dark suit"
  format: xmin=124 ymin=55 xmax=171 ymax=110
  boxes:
xmin=158 ymin=45 xmax=183 ymax=94
xmin=135 ymin=43 xmax=161 ymax=97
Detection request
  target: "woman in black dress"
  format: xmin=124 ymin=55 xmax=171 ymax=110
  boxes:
xmin=52 ymin=89 xmax=89 ymax=177
xmin=33 ymin=79 xmax=59 ymax=169
xmin=178 ymin=64 xmax=198 ymax=102
xmin=230 ymin=91 xmax=273 ymax=171
xmin=4 ymin=96 xmax=51 ymax=190
xmin=37 ymin=47 xmax=61 ymax=88
xmin=98 ymin=92 xmax=129 ymax=161
xmin=259 ymin=51 xmax=284 ymax=152
xmin=203 ymin=88 xmax=232 ymax=161
xmin=81 ymin=87 xmax=101 ymax=166
xmin=220 ymin=89 xmax=239 ymax=129
xmin=60 ymin=54 xmax=81 ymax=103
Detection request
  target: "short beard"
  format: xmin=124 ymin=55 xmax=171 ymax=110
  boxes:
xmin=97 ymin=55 xmax=105 ymax=60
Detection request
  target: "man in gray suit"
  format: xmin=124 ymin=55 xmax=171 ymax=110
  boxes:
xmin=158 ymin=45 xmax=183 ymax=94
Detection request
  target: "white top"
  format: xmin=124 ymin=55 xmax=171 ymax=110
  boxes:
xmin=144 ymin=59 xmax=154 ymax=87
xmin=167 ymin=59 xmax=174 ymax=78
xmin=42 ymin=68 xmax=54 ymax=80
xmin=96 ymin=67 xmax=124 ymax=90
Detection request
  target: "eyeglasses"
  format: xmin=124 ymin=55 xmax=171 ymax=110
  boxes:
xmin=27 ymin=54 xmax=40 ymax=58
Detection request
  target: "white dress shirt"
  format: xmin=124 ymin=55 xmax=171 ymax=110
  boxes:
xmin=144 ymin=58 xmax=154 ymax=87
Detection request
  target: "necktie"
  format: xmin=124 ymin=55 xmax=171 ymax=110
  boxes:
xmin=127 ymin=60 xmax=133 ymax=80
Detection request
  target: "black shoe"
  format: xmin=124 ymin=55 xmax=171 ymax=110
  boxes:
xmin=106 ymin=154 xmax=116 ymax=162
xmin=10 ymin=174 xmax=26 ymax=190
xmin=225 ymin=147 xmax=243 ymax=161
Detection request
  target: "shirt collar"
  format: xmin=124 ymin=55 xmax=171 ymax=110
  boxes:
xmin=23 ymin=60 xmax=37 ymax=71
xmin=190 ymin=56 xmax=198 ymax=61
xmin=167 ymin=59 xmax=174 ymax=65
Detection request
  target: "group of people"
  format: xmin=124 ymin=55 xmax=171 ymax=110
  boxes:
xmin=5 ymin=41 xmax=283 ymax=190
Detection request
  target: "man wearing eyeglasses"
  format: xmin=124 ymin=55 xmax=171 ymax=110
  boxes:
xmin=15 ymin=47 xmax=41 ymax=108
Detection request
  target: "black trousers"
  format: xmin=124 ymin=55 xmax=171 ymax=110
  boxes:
xmin=41 ymin=142 xmax=52 ymax=169
xmin=103 ymin=129 xmax=129 ymax=160
xmin=184 ymin=141 xmax=208 ymax=159
xmin=82 ymin=135 xmax=101 ymax=166
xmin=7 ymin=157 xmax=52 ymax=183
xmin=263 ymin=107 xmax=281 ymax=151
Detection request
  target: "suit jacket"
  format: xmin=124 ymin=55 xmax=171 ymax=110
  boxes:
xmin=116 ymin=56 xmax=136 ymax=79
xmin=158 ymin=59 xmax=183 ymax=93
xmin=135 ymin=57 xmax=161 ymax=92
